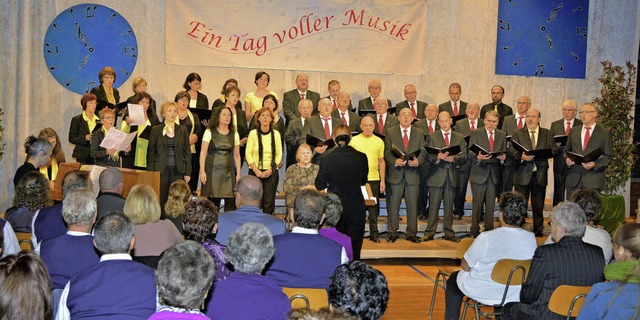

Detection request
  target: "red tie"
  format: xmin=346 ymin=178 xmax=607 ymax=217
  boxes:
xmin=518 ymin=116 xmax=524 ymax=129
xmin=410 ymin=102 xmax=416 ymax=118
xmin=332 ymin=99 xmax=337 ymax=110
xmin=565 ymin=121 xmax=571 ymax=135
xmin=444 ymin=132 xmax=450 ymax=147
xmin=428 ymin=121 xmax=434 ymax=133
xmin=300 ymin=93 xmax=305 ymax=100
xmin=323 ymin=118 xmax=331 ymax=139
xmin=403 ymin=129 xmax=409 ymax=150
xmin=583 ymin=126 xmax=591 ymax=151
xmin=341 ymin=112 xmax=347 ymax=125
xmin=470 ymin=121 xmax=475 ymax=131
xmin=378 ymin=115 xmax=384 ymax=133
xmin=453 ymin=101 xmax=459 ymax=116
xmin=489 ymin=131 xmax=494 ymax=151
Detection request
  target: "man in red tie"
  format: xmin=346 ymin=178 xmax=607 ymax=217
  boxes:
xmin=332 ymin=91 xmax=360 ymax=132
xmin=372 ymin=97 xmax=399 ymax=135
xmin=301 ymin=98 xmax=338 ymax=164
xmin=283 ymin=73 xmax=321 ymax=126
xmin=499 ymin=95 xmax=531 ymax=196
xmin=395 ymin=84 xmax=427 ymax=119
xmin=564 ymin=103 xmax=613 ymax=197
xmin=413 ymin=104 xmax=440 ymax=219
xmin=452 ymin=102 xmax=483 ymax=219
xmin=325 ymin=80 xmax=352 ymax=111
xmin=439 ymin=83 xmax=468 ymax=118
xmin=549 ymin=100 xmax=581 ymax=205
xmin=357 ymin=79 xmax=391 ymax=116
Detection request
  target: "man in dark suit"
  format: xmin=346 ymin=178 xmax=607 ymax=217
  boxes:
xmin=438 ymin=83 xmax=467 ymax=117
xmin=413 ymin=104 xmax=439 ymax=219
xmin=358 ymin=79 xmax=391 ymax=115
xmin=500 ymin=96 xmax=531 ymax=195
xmin=326 ymin=80 xmax=352 ymax=111
xmin=423 ymin=111 xmax=467 ymax=242
xmin=453 ymin=102 xmax=483 ymax=219
xmin=96 ymin=168 xmax=125 ymax=220
xmin=480 ymin=85 xmax=513 ymax=129
xmin=395 ymin=84 xmax=427 ymax=119
xmin=332 ymin=91 xmax=360 ymax=132
xmin=384 ymin=108 xmax=428 ymax=243
xmin=413 ymin=104 xmax=440 ymax=135
xmin=302 ymin=98 xmax=341 ymax=164
xmin=283 ymin=73 xmax=321 ymax=124
xmin=549 ymin=100 xmax=581 ymax=205
xmin=284 ymin=99 xmax=314 ymax=168
xmin=502 ymin=202 xmax=605 ymax=320
xmin=509 ymin=108 xmax=558 ymax=237
xmin=372 ymin=96 xmax=399 ymax=135
xmin=468 ymin=111 xmax=507 ymax=237
xmin=564 ymin=103 xmax=613 ymax=197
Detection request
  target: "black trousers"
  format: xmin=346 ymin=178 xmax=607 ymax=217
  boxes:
xmin=367 ymin=180 xmax=381 ymax=234
xmin=210 ymin=197 xmax=236 ymax=212
xmin=514 ymin=172 xmax=546 ymax=235
xmin=552 ymin=168 xmax=566 ymax=206
xmin=188 ymin=151 xmax=199 ymax=193
xmin=337 ymin=208 xmax=366 ymax=260
xmin=445 ymin=271 xmax=464 ymax=320
xmin=248 ymin=169 xmax=279 ymax=214
xmin=454 ymin=165 xmax=471 ymax=216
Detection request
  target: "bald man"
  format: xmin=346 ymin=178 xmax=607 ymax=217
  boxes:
xmin=283 ymin=73 xmax=321 ymax=124
xmin=499 ymin=95 xmax=531 ymax=195
xmin=96 ymin=168 xmax=125 ymax=220
xmin=332 ymin=91 xmax=360 ymax=132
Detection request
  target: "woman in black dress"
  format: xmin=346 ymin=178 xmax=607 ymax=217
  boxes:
xmin=175 ymin=91 xmax=201 ymax=192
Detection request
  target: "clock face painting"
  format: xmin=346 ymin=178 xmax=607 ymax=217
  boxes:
xmin=495 ymin=0 xmax=589 ymax=79
xmin=43 ymin=4 xmax=138 ymax=94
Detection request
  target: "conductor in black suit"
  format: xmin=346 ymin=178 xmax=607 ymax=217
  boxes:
xmin=480 ymin=85 xmax=512 ymax=129
xmin=395 ymin=84 xmax=427 ymax=119
xmin=357 ymin=79 xmax=391 ymax=115
xmin=549 ymin=100 xmax=581 ymax=205
xmin=438 ymin=83 xmax=467 ymax=118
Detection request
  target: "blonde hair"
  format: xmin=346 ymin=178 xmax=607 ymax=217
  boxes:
xmin=296 ymin=143 xmax=313 ymax=162
xmin=160 ymin=102 xmax=178 ymax=116
xmin=123 ymin=184 xmax=161 ymax=224
xmin=132 ymin=77 xmax=147 ymax=93
xmin=165 ymin=180 xmax=192 ymax=218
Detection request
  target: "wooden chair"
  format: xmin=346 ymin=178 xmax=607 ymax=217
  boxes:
xmin=282 ymin=287 xmax=328 ymax=310
xmin=461 ymin=259 xmax=532 ymax=320
xmin=536 ymin=235 xmax=548 ymax=246
xmin=15 ymin=232 xmax=34 ymax=251
xmin=548 ymin=285 xmax=592 ymax=320
xmin=427 ymin=237 xmax=474 ymax=318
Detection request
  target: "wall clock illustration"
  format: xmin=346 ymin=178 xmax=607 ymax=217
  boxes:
xmin=43 ymin=4 xmax=138 ymax=94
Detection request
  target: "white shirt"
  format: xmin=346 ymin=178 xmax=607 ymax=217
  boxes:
xmin=400 ymin=125 xmax=412 ymax=138
xmin=1 ymin=221 xmax=20 ymax=257
xmin=337 ymin=109 xmax=350 ymax=125
xmin=300 ymin=116 xmax=306 ymax=127
xmin=377 ymin=113 xmax=387 ymax=123
xmin=31 ymin=208 xmax=42 ymax=254
xmin=581 ymin=123 xmax=597 ymax=147
xmin=468 ymin=118 xmax=478 ymax=130
xmin=426 ymin=119 xmax=436 ymax=132
xmin=291 ymin=227 xmax=348 ymax=264
xmin=297 ymin=90 xmax=308 ymax=98
xmin=320 ymin=116 xmax=333 ymax=136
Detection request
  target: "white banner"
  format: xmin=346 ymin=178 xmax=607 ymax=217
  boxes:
xmin=166 ymin=0 xmax=426 ymax=75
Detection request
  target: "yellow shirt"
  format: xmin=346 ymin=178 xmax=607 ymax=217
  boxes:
xmin=82 ymin=111 xmax=98 ymax=133
xmin=245 ymin=129 xmax=282 ymax=170
xmin=39 ymin=158 xmax=58 ymax=181
xmin=350 ymin=134 xmax=385 ymax=181
xmin=244 ymin=90 xmax=278 ymax=113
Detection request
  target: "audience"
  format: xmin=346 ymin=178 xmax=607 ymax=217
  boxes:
xmin=14 ymin=135 xmax=52 ymax=187
xmin=501 ymin=201 xmax=605 ymax=320
xmin=206 ymin=222 xmax=291 ymax=319
xmin=578 ymin=223 xmax=640 ymax=319
xmin=288 ymin=308 xmax=357 ymax=320
xmin=96 ymin=167 xmax=125 ymax=220
xmin=0 ymin=252 xmax=53 ymax=320
xmin=164 ymin=180 xmax=192 ymax=234
xmin=149 ymin=241 xmax=215 ymax=320
xmin=283 ymin=143 xmax=319 ymax=213
xmin=264 ymin=189 xmax=347 ymax=289
xmin=184 ymin=197 xmax=231 ymax=280
xmin=5 ymin=171 xmax=51 ymax=233
xmin=57 ymin=211 xmax=156 ymax=319
xmin=0 ymin=219 xmax=18 ymax=258
xmin=445 ymin=191 xmax=537 ymax=319
xmin=216 ymin=175 xmax=285 ymax=245
xmin=124 ymin=184 xmax=182 ymax=268
xmin=328 ymin=261 xmax=390 ymax=320
xmin=318 ymin=192 xmax=353 ymax=261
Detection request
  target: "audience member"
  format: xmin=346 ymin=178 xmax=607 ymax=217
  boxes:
xmin=57 ymin=211 xmax=156 ymax=319
xmin=283 ymin=143 xmax=319 ymax=212
xmin=578 ymin=223 xmax=640 ymax=320
xmin=96 ymin=167 xmax=125 ymax=220
xmin=184 ymin=197 xmax=231 ymax=281
xmin=328 ymin=261 xmax=390 ymax=320
xmin=0 ymin=252 xmax=52 ymax=320
xmin=206 ymin=222 xmax=291 ymax=319
xmin=38 ymin=127 xmax=66 ymax=183
xmin=264 ymin=189 xmax=347 ymax=289
xmin=149 ymin=241 xmax=215 ymax=320
xmin=318 ymin=192 xmax=353 ymax=261
xmin=216 ymin=175 xmax=286 ymax=245
xmin=124 ymin=184 xmax=182 ymax=268
xmin=288 ymin=308 xmax=357 ymax=320
xmin=5 ymin=171 xmax=51 ymax=233
xmin=0 ymin=218 xmax=20 ymax=258
xmin=501 ymin=202 xmax=605 ymax=320
xmin=445 ymin=192 xmax=537 ymax=319
xmin=14 ymin=135 xmax=52 ymax=187
xmin=164 ymin=180 xmax=192 ymax=234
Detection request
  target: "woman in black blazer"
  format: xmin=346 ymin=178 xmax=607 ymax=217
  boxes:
xmin=183 ymin=72 xmax=209 ymax=109
xmin=90 ymin=66 xmax=120 ymax=105
xmin=147 ymin=102 xmax=192 ymax=207
xmin=211 ymin=78 xmax=243 ymax=110
xmin=69 ymin=93 xmax=101 ymax=164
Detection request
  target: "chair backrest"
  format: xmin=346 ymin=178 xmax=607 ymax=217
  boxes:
xmin=536 ymin=236 xmax=548 ymax=246
xmin=282 ymin=287 xmax=328 ymax=310
xmin=548 ymin=285 xmax=592 ymax=318
xmin=491 ymin=259 xmax=532 ymax=285
xmin=15 ymin=232 xmax=34 ymax=251
xmin=456 ymin=238 xmax=474 ymax=259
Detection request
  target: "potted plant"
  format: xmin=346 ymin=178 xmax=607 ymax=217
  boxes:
xmin=594 ymin=60 xmax=637 ymax=235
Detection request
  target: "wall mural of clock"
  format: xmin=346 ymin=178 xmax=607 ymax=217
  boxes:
xmin=43 ymin=4 xmax=138 ymax=95
xmin=495 ymin=0 xmax=589 ymax=79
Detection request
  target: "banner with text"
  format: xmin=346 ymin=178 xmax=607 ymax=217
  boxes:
xmin=166 ymin=0 xmax=426 ymax=75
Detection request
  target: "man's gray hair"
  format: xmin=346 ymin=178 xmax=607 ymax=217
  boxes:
xmin=226 ymin=223 xmax=274 ymax=274
xmin=99 ymin=167 xmax=123 ymax=190
xmin=236 ymin=175 xmax=263 ymax=201
xmin=93 ymin=211 xmax=134 ymax=255
xmin=552 ymin=201 xmax=587 ymax=237
xmin=62 ymin=170 xmax=92 ymax=198
xmin=62 ymin=190 xmax=96 ymax=227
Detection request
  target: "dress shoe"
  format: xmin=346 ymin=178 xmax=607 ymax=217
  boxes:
xmin=444 ymin=236 xmax=461 ymax=243
xmin=421 ymin=234 xmax=435 ymax=242
xmin=387 ymin=234 xmax=398 ymax=243
xmin=455 ymin=215 xmax=463 ymax=221
xmin=369 ymin=233 xmax=380 ymax=243
xmin=407 ymin=235 xmax=421 ymax=243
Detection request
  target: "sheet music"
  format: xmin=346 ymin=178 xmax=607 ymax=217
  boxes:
xmin=100 ymin=128 xmax=137 ymax=151
xmin=89 ymin=165 xmax=107 ymax=196
xmin=128 ymin=103 xmax=146 ymax=126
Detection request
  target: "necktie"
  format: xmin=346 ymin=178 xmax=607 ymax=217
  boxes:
xmin=489 ymin=131 xmax=494 ymax=151
xmin=444 ymin=132 xmax=450 ymax=147
xmin=403 ymin=129 xmax=409 ymax=151
xmin=410 ymin=102 xmax=416 ymax=118
xmin=530 ymin=130 xmax=536 ymax=149
xmin=300 ymin=93 xmax=305 ymax=100
xmin=565 ymin=121 xmax=571 ymax=135
xmin=323 ymin=118 xmax=331 ymax=139
xmin=518 ymin=116 xmax=524 ymax=129
xmin=428 ymin=121 xmax=433 ymax=133
xmin=378 ymin=115 xmax=384 ymax=133
xmin=332 ymin=99 xmax=337 ymax=110
xmin=453 ymin=101 xmax=459 ymax=116
xmin=583 ymin=126 xmax=591 ymax=151
xmin=341 ymin=112 xmax=347 ymax=125
xmin=470 ymin=121 xmax=475 ymax=131
xmin=494 ymin=105 xmax=498 ymax=113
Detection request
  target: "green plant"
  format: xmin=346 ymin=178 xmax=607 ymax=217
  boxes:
xmin=595 ymin=60 xmax=637 ymax=195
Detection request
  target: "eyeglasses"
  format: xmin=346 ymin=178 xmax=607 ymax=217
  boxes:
xmin=562 ymin=109 xmax=576 ymax=112
xmin=102 ymin=116 xmax=115 ymax=120
xmin=578 ymin=111 xmax=596 ymax=115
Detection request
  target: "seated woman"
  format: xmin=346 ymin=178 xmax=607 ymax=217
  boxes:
xmin=183 ymin=197 xmax=231 ymax=281
xmin=13 ymin=135 xmax=52 ymax=188
xmin=0 ymin=252 xmax=52 ymax=319
xmin=121 ymin=92 xmax=160 ymax=170
xmin=90 ymin=107 xmax=131 ymax=166
xmin=319 ymin=192 xmax=353 ymax=261
xmin=205 ymin=223 xmax=291 ymax=319
xmin=164 ymin=180 xmax=192 ymax=234
xmin=5 ymin=171 xmax=51 ymax=233
xmin=124 ymin=184 xmax=182 ymax=269
xmin=148 ymin=241 xmax=214 ymax=320
xmin=69 ymin=93 xmax=101 ymax=164
xmin=578 ymin=223 xmax=640 ymax=320
xmin=444 ymin=191 xmax=538 ymax=320
xmin=283 ymin=143 xmax=319 ymax=213
xmin=126 ymin=77 xmax=157 ymax=115
xmin=38 ymin=128 xmax=65 ymax=184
